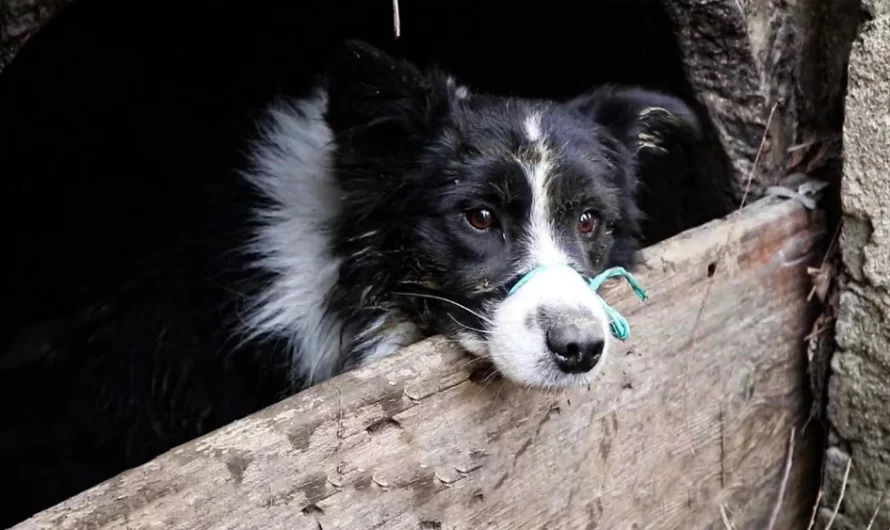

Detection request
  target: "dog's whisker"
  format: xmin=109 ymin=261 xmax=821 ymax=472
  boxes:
xmin=446 ymin=313 xmax=491 ymax=335
xmin=455 ymin=357 xmax=491 ymax=371
xmin=391 ymin=291 xmax=494 ymax=325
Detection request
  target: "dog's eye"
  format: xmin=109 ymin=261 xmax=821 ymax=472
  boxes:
xmin=466 ymin=208 xmax=497 ymax=231
xmin=578 ymin=211 xmax=598 ymax=234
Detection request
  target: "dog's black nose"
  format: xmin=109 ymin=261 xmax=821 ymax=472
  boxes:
xmin=546 ymin=321 xmax=605 ymax=374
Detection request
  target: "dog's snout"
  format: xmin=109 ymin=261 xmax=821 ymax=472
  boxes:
xmin=491 ymin=263 xmax=612 ymax=386
xmin=546 ymin=319 xmax=605 ymax=374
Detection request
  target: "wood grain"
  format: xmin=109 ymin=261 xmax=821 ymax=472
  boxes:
xmin=14 ymin=195 xmax=826 ymax=530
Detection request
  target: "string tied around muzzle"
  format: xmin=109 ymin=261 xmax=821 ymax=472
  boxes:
xmin=507 ymin=265 xmax=649 ymax=341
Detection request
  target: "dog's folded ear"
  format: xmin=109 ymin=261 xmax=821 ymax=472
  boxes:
xmin=323 ymin=40 xmax=454 ymax=145
xmin=566 ymin=85 xmax=702 ymax=163
xmin=568 ymin=86 xmax=725 ymax=246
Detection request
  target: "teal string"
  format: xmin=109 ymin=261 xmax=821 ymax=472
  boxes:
xmin=507 ymin=264 xmax=649 ymax=341
xmin=587 ymin=266 xmax=649 ymax=341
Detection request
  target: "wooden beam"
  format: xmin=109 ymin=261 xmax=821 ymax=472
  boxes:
xmin=16 ymin=196 xmax=826 ymax=530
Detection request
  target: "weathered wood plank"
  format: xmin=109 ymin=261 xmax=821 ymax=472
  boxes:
xmin=15 ymin=196 xmax=825 ymax=530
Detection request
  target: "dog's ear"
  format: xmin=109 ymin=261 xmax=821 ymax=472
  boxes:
xmin=566 ymin=87 xmax=704 ymax=267
xmin=567 ymin=86 xmax=702 ymax=163
xmin=568 ymin=86 xmax=714 ymax=250
xmin=323 ymin=40 xmax=456 ymax=145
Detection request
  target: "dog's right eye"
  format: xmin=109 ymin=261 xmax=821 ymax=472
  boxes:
xmin=465 ymin=208 xmax=497 ymax=231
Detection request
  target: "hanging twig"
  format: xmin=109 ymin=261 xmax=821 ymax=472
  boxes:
xmin=392 ymin=0 xmax=401 ymax=38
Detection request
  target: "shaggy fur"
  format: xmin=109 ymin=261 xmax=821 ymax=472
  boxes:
xmin=0 ymin=39 xmax=702 ymax=525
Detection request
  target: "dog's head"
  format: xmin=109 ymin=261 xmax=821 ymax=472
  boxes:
xmin=325 ymin=40 xmax=700 ymax=388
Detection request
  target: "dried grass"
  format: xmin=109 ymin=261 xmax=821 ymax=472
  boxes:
xmin=766 ymin=428 xmax=797 ymax=530
xmin=864 ymin=488 xmax=888 ymax=530
xmin=824 ymin=455 xmax=853 ymax=530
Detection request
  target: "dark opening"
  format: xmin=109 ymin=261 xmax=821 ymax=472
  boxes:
xmin=0 ymin=0 xmax=735 ymax=525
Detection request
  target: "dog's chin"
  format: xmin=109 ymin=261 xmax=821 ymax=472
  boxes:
xmin=483 ymin=333 xmax=612 ymax=390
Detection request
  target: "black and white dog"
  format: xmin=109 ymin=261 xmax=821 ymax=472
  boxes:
xmin=243 ymin=40 xmax=700 ymax=388
xmin=1 ymin=39 xmax=702 ymax=524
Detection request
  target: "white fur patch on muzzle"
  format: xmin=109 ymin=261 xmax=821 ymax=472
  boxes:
xmin=487 ymin=264 xmax=612 ymax=388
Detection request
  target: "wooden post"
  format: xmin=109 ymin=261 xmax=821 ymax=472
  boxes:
xmin=15 ymin=195 xmax=825 ymax=530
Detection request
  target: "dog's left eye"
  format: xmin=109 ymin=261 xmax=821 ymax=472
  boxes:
xmin=578 ymin=211 xmax=599 ymax=234
xmin=466 ymin=208 xmax=497 ymax=231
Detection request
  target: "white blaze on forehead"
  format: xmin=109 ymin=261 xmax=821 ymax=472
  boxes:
xmin=524 ymin=113 xmax=543 ymax=141
xmin=519 ymin=112 xmax=572 ymax=269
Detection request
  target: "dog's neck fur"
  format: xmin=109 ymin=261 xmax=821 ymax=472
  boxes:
xmin=238 ymin=89 xmax=420 ymax=387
